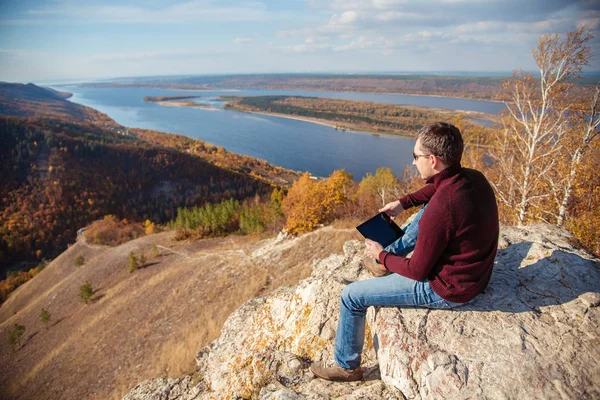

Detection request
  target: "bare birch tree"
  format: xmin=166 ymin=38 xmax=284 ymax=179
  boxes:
xmin=490 ymin=27 xmax=594 ymax=225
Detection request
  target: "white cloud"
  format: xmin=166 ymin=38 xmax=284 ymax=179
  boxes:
xmin=233 ymin=38 xmax=253 ymax=45
xmin=276 ymin=28 xmax=312 ymax=39
xmin=271 ymin=42 xmax=334 ymax=53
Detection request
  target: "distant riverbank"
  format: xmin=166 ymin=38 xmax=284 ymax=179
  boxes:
xmin=223 ymin=95 xmax=499 ymax=138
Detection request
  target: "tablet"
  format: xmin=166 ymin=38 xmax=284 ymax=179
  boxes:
xmin=356 ymin=212 xmax=405 ymax=248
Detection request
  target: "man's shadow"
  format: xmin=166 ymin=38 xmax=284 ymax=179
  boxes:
xmin=451 ymin=241 xmax=599 ymax=313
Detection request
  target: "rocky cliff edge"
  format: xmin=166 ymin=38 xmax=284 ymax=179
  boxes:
xmin=123 ymin=224 xmax=600 ymax=399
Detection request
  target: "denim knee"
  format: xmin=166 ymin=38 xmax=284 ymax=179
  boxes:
xmin=340 ymin=283 xmax=366 ymax=314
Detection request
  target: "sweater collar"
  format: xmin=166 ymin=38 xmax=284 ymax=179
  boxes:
xmin=426 ymin=163 xmax=462 ymax=188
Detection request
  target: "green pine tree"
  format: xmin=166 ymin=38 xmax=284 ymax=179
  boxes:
xmin=129 ymin=251 xmax=139 ymax=273
xmin=74 ymin=255 xmax=85 ymax=266
xmin=151 ymin=244 xmax=160 ymax=258
xmin=79 ymin=281 xmax=93 ymax=304
xmin=8 ymin=324 xmax=25 ymax=352
xmin=40 ymin=308 xmax=51 ymax=329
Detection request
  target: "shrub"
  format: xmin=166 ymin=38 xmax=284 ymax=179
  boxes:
xmin=40 ymin=308 xmax=51 ymax=329
xmin=151 ymin=244 xmax=160 ymax=258
xmin=8 ymin=323 xmax=25 ymax=352
xmin=84 ymin=215 xmax=145 ymax=246
xmin=74 ymin=255 xmax=85 ymax=266
xmin=129 ymin=252 xmax=138 ymax=273
xmin=79 ymin=281 xmax=93 ymax=304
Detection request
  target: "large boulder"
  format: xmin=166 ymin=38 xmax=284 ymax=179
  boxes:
xmin=123 ymin=224 xmax=600 ymax=399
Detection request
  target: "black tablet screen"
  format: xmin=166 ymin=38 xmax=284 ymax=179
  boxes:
xmin=356 ymin=212 xmax=405 ymax=248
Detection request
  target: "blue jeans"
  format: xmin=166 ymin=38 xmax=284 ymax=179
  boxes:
xmin=334 ymin=205 xmax=461 ymax=370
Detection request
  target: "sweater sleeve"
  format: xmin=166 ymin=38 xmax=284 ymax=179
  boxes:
xmin=378 ymin=197 xmax=450 ymax=281
xmin=399 ymin=184 xmax=436 ymax=210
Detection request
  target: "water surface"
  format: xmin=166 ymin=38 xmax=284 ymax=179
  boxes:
xmin=61 ymin=86 xmax=503 ymax=180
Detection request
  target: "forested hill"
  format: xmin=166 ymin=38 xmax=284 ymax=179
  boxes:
xmin=0 ymin=82 xmax=117 ymax=127
xmin=0 ymin=81 xmax=282 ymax=275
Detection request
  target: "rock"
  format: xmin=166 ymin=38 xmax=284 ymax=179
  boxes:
xmin=123 ymin=224 xmax=600 ymax=399
xmin=122 ymin=377 xmax=201 ymax=400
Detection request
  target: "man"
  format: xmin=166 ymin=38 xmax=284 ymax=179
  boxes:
xmin=311 ymin=122 xmax=499 ymax=381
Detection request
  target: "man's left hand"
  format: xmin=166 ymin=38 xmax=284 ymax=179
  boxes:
xmin=365 ymin=239 xmax=384 ymax=260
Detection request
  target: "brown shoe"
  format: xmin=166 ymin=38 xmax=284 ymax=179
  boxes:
xmin=310 ymin=361 xmax=363 ymax=382
xmin=362 ymin=257 xmax=390 ymax=277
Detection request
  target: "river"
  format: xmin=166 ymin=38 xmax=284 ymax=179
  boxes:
xmin=59 ymin=86 xmax=503 ymax=180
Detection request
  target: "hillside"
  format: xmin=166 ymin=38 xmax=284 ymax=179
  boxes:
xmin=0 ymin=82 xmax=118 ymax=128
xmin=0 ymin=83 xmax=301 ymax=276
xmin=0 ymin=226 xmax=361 ymax=400
xmin=0 ymin=115 xmax=273 ymax=274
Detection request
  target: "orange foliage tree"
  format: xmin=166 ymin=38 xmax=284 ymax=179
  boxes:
xmin=282 ymin=170 xmax=353 ymax=234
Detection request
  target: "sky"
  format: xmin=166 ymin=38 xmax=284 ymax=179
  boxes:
xmin=1 ymin=0 xmax=599 ymax=83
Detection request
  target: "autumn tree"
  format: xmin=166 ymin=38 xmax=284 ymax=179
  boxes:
xmin=552 ymin=85 xmax=600 ymax=226
xmin=356 ymin=167 xmax=400 ymax=209
xmin=490 ymin=26 xmax=594 ymax=225
xmin=282 ymin=170 xmax=353 ymax=234
xmin=144 ymin=220 xmax=155 ymax=235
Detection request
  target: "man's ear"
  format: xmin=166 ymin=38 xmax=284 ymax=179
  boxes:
xmin=431 ymin=155 xmax=445 ymax=170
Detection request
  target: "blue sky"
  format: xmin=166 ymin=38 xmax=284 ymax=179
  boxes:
xmin=1 ymin=0 xmax=599 ymax=83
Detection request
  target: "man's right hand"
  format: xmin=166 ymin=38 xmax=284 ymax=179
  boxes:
xmin=379 ymin=200 xmax=404 ymax=220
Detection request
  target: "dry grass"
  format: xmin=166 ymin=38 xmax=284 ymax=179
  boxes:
xmin=0 ymin=225 xmax=359 ymax=400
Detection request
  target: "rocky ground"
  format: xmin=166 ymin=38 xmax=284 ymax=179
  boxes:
xmin=124 ymin=224 xmax=600 ymax=399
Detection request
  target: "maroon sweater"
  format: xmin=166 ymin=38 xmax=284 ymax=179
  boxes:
xmin=379 ymin=165 xmax=499 ymax=303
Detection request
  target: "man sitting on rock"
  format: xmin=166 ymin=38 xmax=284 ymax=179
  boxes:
xmin=311 ymin=121 xmax=499 ymax=381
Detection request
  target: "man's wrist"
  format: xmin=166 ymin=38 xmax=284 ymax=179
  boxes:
xmin=378 ymin=251 xmax=388 ymax=270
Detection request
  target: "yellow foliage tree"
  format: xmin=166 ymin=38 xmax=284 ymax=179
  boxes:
xmin=282 ymin=170 xmax=353 ymax=234
xmin=143 ymin=219 xmax=155 ymax=235
xmin=356 ymin=167 xmax=399 ymax=209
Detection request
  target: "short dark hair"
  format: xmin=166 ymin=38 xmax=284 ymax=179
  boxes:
xmin=416 ymin=122 xmax=463 ymax=166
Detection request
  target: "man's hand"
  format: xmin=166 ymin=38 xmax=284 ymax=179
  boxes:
xmin=365 ymin=239 xmax=384 ymax=260
xmin=379 ymin=200 xmax=404 ymax=220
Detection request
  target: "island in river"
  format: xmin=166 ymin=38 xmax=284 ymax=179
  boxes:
xmin=144 ymin=95 xmax=219 ymax=110
xmin=223 ymin=95 xmax=499 ymax=137
xmin=147 ymin=94 xmax=499 ymax=137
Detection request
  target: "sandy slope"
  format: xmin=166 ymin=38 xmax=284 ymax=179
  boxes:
xmin=0 ymin=227 xmax=360 ymax=400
